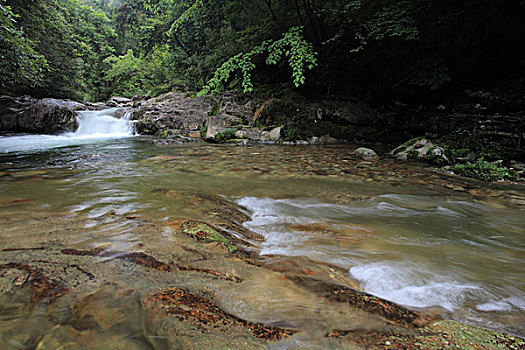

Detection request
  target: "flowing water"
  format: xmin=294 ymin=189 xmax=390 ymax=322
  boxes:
xmin=0 ymin=109 xmax=524 ymax=348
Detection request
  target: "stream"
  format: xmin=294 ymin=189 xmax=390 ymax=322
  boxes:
xmin=0 ymin=109 xmax=524 ymax=348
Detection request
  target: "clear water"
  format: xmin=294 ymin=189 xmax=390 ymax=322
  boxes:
xmin=0 ymin=116 xmax=524 ymax=347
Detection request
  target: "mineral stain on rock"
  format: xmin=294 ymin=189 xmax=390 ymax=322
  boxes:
xmin=0 ymin=262 xmax=69 ymax=302
xmin=289 ymin=276 xmax=429 ymax=329
xmin=60 ymin=248 xmax=243 ymax=282
xmin=60 ymin=248 xmax=172 ymax=271
xmin=145 ymin=287 xmax=296 ymax=341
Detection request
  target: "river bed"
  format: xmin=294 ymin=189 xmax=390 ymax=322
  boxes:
xmin=0 ymin=110 xmax=524 ymax=349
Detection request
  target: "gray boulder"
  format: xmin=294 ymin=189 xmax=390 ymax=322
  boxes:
xmin=106 ymin=96 xmax=132 ymax=107
xmin=0 ymin=95 xmax=83 ymax=134
xmin=391 ymin=138 xmax=449 ymax=164
xmin=235 ymin=126 xmax=281 ymax=143
xmin=133 ymin=92 xmax=251 ymax=137
xmin=354 ymin=147 xmax=379 ymax=160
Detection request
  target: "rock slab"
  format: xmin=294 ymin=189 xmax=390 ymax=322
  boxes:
xmin=0 ymin=95 xmax=85 ymax=134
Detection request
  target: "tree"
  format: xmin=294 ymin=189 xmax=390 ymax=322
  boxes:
xmin=0 ymin=0 xmax=47 ymax=93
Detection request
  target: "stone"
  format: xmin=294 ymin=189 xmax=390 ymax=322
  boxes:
xmin=0 ymin=95 xmax=82 ymax=134
xmin=131 ymin=92 xmax=378 ymax=143
xmin=308 ymin=135 xmax=339 ymax=144
xmin=256 ymin=98 xmax=376 ymax=126
xmin=510 ymin=161 xmax=525 ymax=171
xmin=106 ymin=96 xmax=132 ymax=107
xmin=134 ymin=93 xmax=218 ymax=135
xmin=235 ymin=126 xmax=281 ymax=143
xmin=84 ymin=102 xmax=107 ymax=111
xmin=204 ymin=118 xmax=230 ymax=141
xmin=391 ymin=138 xmax=449 ymax=165
xmin=354 ymin=147 xmax=379 ymax=160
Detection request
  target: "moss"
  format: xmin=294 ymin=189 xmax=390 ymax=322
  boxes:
xmin=407 ymin=148 xmax=419 ymax=161
xmin=200 ymin=126 xmax=208 ymax=139
xmin=400 ymin=136 xmax=425 ymax=149
xmin=208 ymin=98 xmax=222 ymax=116
xmin=182 ymin=222 xmax=238 ymax=252
xmin=214 ymin=129 xmax=237 ymax=143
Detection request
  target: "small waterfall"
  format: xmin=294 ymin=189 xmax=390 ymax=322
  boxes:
xmin=0 ymin=108 xmax=136 ymax=153
xmin=74 ymin=108 xmax=136 ymax=137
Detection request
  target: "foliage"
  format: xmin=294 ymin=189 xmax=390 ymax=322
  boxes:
xmin=213 ymin=129 xmax=237 ymax=143
xmin=2 ymin=0 xmax=524 ymax=103
xmin=199 ymin=126 xmax=207 ymax=139
xmin=2 ymin=0 xmax=115 ymax=99
xmin=452 ymin=160 xmax=518 ymax=182
xmin=0 ymin=0 xmax=47 ymax=91
xmin=198 ymin=26 xmax=317 ymax=96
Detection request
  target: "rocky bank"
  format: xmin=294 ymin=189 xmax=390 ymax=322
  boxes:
xmin=1 ymin=92 xmax=523 ymax=181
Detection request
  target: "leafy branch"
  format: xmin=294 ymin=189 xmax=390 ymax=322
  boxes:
xmin=198 ymin=26 xmax=317 ymax=96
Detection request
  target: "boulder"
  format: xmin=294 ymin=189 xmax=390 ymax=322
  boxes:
xmin=235 ymin=127 xmax=281 ymax=143
xmin=308 ymin=135 xmax=340 ymax=144
xmin=391 ymin=138 xmax=449 ymax=164
xmin=256 ymin=98 xmax=376 ymax=126
xmin=203 ymin=118 xmax=230 ymax=141
xmin=84 ymin=102 xmax=107 ymax=111
xmin=134 ymin=92 xmax=250 ymax=137
xmin=0 ymin=95 xmax=82 ymax=134
xmin=106 ymin=96 xmax=132 ymax=107
xmin=354 ymin=147 xmax=379 ymax=160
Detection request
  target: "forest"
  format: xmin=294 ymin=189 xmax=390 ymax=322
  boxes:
xmin=1 ymin=0 xmax=524 ymax=109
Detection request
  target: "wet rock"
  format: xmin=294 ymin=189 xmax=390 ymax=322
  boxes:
xmin=133 ymin=92 xmax=248 ymax=136
xmin=0 ymin=95 xmax=82 ymax=133
xmin=145 ymin=287 xmax=296 ymax=340
xmin=35 ymin=325 xmax=84 ymax=350
xmin=308 ymin=135 xmax=339 ymax=144
xmin=0 ymin=262 xmax=69 ymax=302
xmin=391 ymin=138 xmax=449 ymax=165
xmin=234 ymin=127 xmax=281 ymax=143
xmin=61 ymin=248 xmax=172 ymax=271
xmin=61 ymin=247 xmax=242 ymax=282
xmin=289 ymin=276 xmax=430 ymax=329
xmin=106 ymin=96 xmax=132 ymax=108
xmin=354 ymin=147 xmax=379 ymax=160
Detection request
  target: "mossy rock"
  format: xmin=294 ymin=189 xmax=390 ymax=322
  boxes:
xmin=181 ymin=222 xmax=238 ymax=252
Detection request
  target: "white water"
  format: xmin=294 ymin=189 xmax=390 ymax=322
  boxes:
xmin=236 ymin=195 xmax=525 ymax=326
xmin=0 ymin=108 xmax=135 ymax=153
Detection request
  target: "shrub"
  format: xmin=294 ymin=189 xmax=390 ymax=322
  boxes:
xmin=452 ymin=160 xmax=518 ymax=182
xmin=214 ymin=129 xmax=237 ymax=143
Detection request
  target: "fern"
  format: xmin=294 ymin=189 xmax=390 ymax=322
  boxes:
xmin=198 ymin=26 xmax=317 ymax=96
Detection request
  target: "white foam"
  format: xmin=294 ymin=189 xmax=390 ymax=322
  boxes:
xmin=349 ymin=262 xmax=480 ymax=311
xmin=237 ymin=196 xmax=525 ymax=322
xmin=0 ymin=109 xmax=135 ymax=153
xmin=477 ymin=297 xmax=525 ymax=312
